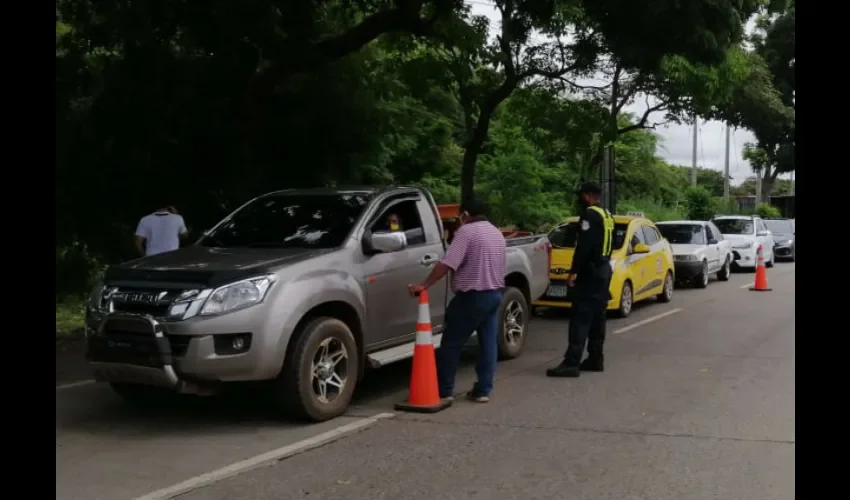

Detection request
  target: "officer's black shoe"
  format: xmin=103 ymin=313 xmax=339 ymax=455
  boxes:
xmin=546 ymin=362 xmax=580 ymax=378
xmin=580 ymin=357 xmax=604 ymax=372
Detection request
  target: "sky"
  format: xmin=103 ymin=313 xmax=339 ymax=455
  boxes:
xmin=465 ymin=1 xmax=778 ymax=186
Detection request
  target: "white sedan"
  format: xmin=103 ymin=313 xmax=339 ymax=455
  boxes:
xmin=711 ymin=215 xmax=776 ymax=270
xmin=656 ymin=220 xmax=733 ymax=288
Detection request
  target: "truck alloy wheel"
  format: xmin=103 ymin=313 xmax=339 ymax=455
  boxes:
xmin=276 ymin=317 xmax=359 ymax=422
xmin=497 ymin=287 xmax=528 ymax=360
xmin=311 ymin=337 xmax=349 ymax=404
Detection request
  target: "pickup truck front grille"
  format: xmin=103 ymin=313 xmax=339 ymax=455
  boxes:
xmin=109 ymin=287 xmax=182 ymax=319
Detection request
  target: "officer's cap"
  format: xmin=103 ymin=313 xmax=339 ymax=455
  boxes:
xmin=577 ymin=182 xmax=603 ymax=195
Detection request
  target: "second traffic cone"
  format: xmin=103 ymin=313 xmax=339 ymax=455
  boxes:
xmin=749 ymin=244 xmax=772 ymax=292
xmin=395 ymin=289 xmax=452 ymax=413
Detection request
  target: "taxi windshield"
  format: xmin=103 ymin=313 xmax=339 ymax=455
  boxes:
xmin=549 ymin=222 xmax=629 ymax=250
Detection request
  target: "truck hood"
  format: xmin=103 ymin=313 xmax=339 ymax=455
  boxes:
xmin=670 ymin=244 xmax=704 ymax=256
xmin=105 ymin=246 xmax=334 ymax=288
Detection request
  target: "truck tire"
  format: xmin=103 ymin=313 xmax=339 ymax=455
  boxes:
xmin=497 ymin=287 xmax=528 ymax=361
xmin=274 ymin=317 xmax=359 ymax=422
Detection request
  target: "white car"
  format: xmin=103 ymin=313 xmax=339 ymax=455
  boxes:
xmin=711 ymin=215 xmax=776 ymax=270
xmin=656 ymin=221 xmax=733 ymax=288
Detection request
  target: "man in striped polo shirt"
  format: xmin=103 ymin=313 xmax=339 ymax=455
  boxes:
xmin=409 ymin=199 xmax=506 ymax=403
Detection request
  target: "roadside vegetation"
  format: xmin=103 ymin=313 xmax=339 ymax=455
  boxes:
xmin=55 ymin=1 xmax=794 ymax=337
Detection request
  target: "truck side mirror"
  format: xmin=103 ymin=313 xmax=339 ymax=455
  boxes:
xmin=365 ymin=231 xmax=407 ymax=254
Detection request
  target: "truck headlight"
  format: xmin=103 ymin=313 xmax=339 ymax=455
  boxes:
xmin=199 ymin=276 xmax=275 ymax=316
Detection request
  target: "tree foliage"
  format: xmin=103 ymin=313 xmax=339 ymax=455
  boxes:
xmin=55 ymin=0 xmax=794 ymax=297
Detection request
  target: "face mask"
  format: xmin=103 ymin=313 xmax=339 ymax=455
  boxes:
xmin=389 ymin=223 xmax=399 ymax=231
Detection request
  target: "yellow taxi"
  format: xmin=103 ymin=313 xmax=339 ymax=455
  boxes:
xmin=533 ymin=213 xmax=675 ymax=318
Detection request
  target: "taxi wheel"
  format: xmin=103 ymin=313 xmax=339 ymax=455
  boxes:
xmin=615 ymin=281 xmax=633 ymax=318
xmin=657 ymin=271 xmax=674 ymax=303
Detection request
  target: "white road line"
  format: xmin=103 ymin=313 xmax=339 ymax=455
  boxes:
xmin=132 ymin=412 xmax=396 ymax=500
xmin=56 ymin=379 xmax=96 ymax=391
xmin=614 ymin=308 xmax=684 ymax=334
xmin=739 ymin=283 xmax=753 ymax=289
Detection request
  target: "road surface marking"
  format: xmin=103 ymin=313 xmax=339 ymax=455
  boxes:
xmin=56 ymin=379 xmax=96 ymax=391
xmin=131 ymin=412 xmax=396 ymax=500
xmin=614 ymin=308 xmax=684 ymax=334
xmin=740 ymin=283 xmax=753 ymax=289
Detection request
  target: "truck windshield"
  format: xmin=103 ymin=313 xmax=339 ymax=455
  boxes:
xmin=658 ymin=224 xmax=705 ymax=245
xmin=548 ymin=222 xmax=629 ymax=250
xmin=199 ymin=193 xmax=371 ymax=249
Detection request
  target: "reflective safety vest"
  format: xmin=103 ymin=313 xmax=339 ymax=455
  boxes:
xmin=588 ymin=205 xmax=615 ymax=258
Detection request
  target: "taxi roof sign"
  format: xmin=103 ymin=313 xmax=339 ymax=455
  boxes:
xmin=625 ymin=211 xmax=645 ymax=218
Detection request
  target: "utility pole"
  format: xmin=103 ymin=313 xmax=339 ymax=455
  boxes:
xmin=723 ymin=125 xmax=731 ymax=200
xmin=691 ymin=117 xmax=698 ymax=186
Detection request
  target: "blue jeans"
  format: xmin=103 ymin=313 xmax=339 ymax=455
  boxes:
xmin=436 ymin=289 xmax=504 ymax=398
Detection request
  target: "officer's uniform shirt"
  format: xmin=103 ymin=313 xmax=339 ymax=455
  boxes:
xmin=571 ymin=205 xmax=614 ymax=297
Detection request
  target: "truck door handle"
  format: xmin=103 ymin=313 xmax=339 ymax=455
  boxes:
xmin=420 ymin=254 xmax=439 ymax=266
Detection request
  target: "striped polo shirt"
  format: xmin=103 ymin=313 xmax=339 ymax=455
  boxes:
xmin=440 ymin=220 xmax=506 ymax=292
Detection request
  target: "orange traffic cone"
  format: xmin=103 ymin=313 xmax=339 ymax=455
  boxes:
xmin=395 ymin=289 xmax=453 ymax=413
xmin=749 ymin=244 xmax=772 ymax=292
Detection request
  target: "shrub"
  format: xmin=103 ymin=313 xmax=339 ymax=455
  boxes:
xmin=683 ymin=186 xmax=715 ymax=220
xmin=755 ymin=203 xmax=782 ymax=218
xmin=616 ymin=197 xmax=686 ymax=222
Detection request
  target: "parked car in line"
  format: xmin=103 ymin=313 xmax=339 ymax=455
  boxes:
xmin=656 ymin=221 xmax=733 ymax=288
xmin=763 ymin=218 xmax=795 ymax=261
xmin=533 ymin=213 xmax=674 ymax=318
xmin=85 ymin=187 xmax=550 ymax=422
xmin=711 ymin=215 xmax=776 ymax=270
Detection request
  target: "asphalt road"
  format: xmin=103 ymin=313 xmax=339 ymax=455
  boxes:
xmin=56 ymin=262 xmax=795 ymax=500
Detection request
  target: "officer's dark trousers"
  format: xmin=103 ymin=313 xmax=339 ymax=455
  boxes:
xmin=563 ymin=264 xmax=612 ymax=367
xmin=563 ymin=296 xmax=608 ymax=367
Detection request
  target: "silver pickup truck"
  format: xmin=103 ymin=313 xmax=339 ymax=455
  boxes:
xmin=85 ymin=187 xmax=550 ymax=421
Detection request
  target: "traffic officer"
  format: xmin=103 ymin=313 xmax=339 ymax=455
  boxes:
xmin=546 ymin=182 xmax=615 ymax=378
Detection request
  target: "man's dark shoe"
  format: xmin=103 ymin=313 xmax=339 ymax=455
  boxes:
xmin=546 ymin=363 xmax=580 ymax=378
xmin=580 ymin=357 xmax=604 ymax=372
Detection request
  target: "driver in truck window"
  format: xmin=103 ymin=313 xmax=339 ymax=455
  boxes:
xmin=386 ymin=213 xmax=402 ymax=231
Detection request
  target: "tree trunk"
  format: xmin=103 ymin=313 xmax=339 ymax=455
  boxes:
xmin=460 ymin=113 xmax=493 ymax=204
xmin=459 ymin=79 xmax=518 ymax=204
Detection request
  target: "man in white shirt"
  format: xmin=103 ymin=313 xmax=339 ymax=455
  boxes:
xmin=135 ymin=205 xmax=189 ymax=256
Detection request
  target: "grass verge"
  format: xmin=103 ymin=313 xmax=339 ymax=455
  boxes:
xmin=56 ymin=297 xmax=85 ymax=342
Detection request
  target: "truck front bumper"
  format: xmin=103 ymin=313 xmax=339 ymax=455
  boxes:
xmin=86 ymin=308 xmax=278 ymax=393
